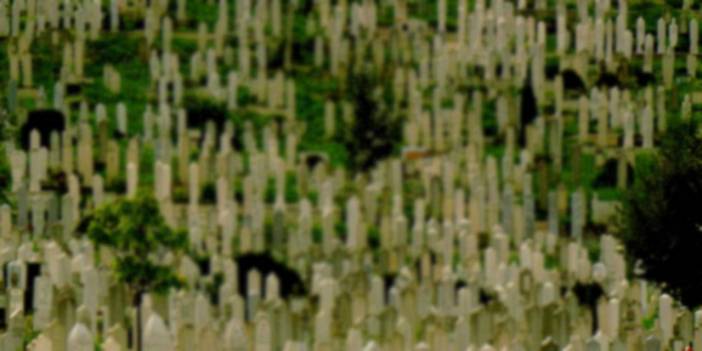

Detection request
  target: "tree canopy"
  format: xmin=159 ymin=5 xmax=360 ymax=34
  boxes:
xmin=619 ymin=119 xmax=702 ymax=308
xmin=86 ymin=193 xmax=188 ymax=298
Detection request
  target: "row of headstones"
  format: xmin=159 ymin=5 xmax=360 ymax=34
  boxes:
xmin=9 ymin=0 xmax=702 ymax=96
xmin=0 ymin=260 xmax=692 ymax=346
xmin=0 ymin=107 xmax=690 ymax=350
xmin=0 ymin=151 xmax=605 ymax=260
xmin=4 ymin=0 xmax=692 ymax=173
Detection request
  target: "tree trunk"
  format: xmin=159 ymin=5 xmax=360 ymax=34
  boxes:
xmin=590 ymin=302 xmax=598 ymax=334
xmin=134 ymin=291 xmax=144 ymax=351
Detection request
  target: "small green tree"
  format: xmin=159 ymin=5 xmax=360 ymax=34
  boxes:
xmin=619 ymin=119 xmax=702 ymax=308
xmin=86 ymin=193 xmax=187 ymax=350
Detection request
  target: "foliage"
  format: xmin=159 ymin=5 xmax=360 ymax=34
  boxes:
xmin=19 ymin=316 xmax=40 ymax=350
xmin=184 ymin=0 xmax=219 ymax=28
xmin=87 ymin=34 xmax=143 ymax=67
xmin=290 ymin=10 xmax=316 ymax=66
xmin=183 ymin=94 xmax=276 ymax=152
xmin=86 ymin=193 xmax=187 ymax=299
xmin=284 ymin=172 xmax=300 ymax=203
xmin=338 ymin=74 xmax=403 ymax=173
xmin=294 ymin=71 xmax=348 ymax=168
xmin=643 ymin=312 xmax=658 ymax=331
xmin=80 ymin=34 xmax=150 ymax=135
xmin=618 ymin=119 xmax=702 ymax=308
xmin=312 ymin=225 xmax=323 ymax=244
xmin=261 ymin=173 xmax=302 ymax=204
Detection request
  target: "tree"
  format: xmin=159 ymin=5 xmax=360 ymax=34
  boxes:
xmin=85 ymin=193 xmax=187 ymax=350
xmin=340 ymin=73 xmax=403 ymax=173
xmin=619 ymin=119 xmax=702 ymax=308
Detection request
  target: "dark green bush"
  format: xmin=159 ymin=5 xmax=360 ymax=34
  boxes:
xmin=338 ymin=74 xmax=403 ymax=173
xmin=619 ymin=119 xmax=702 ymax=308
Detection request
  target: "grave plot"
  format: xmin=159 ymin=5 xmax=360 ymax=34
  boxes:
xmin=0 ymin=0 xmax=701 ymax=350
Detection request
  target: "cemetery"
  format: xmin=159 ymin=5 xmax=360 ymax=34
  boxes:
xmin=1 ymin=0 xmax=702 ymax=349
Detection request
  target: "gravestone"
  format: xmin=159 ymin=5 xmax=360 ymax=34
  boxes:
xmin=144 ymin=313 xmax=174 ymax=351
xmin=67 ymin=322 xmax=93 ymax=351
xmin=644 ymin=335 xmax=661 ymax=351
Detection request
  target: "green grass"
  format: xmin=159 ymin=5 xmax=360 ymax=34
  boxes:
xmin=642 ymin=311 xmax=658 ymax=331
xmin=172 ymin=37 xmax=199 ymax=73
xmin=185 ymin=0 xmax=220 ymax=28
xmin=285 ymin=172 xmax=300 ymax=203
xmin=83 ymin=34 xmax=151 ymax=135
xmin=293 ymin=69 xmax=349 ymax=167
xmin=409 ymin=0 xmax=460 ymax=30
xmin=596 ymin=187 xmax=623 ymax=201
xmin=139 ymin=143 xmax=156 ymax=190
xmin=31 ymin=37 xmax=62 ymax=94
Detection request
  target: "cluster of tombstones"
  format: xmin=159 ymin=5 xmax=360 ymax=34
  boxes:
xmin=0 ymin=0 xmax=701 ymax=349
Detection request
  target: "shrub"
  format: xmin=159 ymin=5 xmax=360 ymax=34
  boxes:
xmin=339 ymin=74 xmax=403 ymax=173
xmin=619 ymin=119 xmax=702 ymax=308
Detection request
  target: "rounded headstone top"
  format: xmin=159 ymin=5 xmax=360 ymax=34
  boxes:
xmin=102 ymin=336 xmax=122 ymax=351
xmin=145 ymin=313 xmax=169 ymax=338
xmin=224 ymin=318 xmax=247 ymax=347
xmin=144 ymin=313 xmax=173 ymax=351
xmin=695 ymin=309 xmax=702 ymax=326
xmin=592 ymin=262 xmax=607 ymax=282
xmin=29 ymin=334 xmax=52 ymax=350
xmin=77 ymin=305 xmax=92 ymax=324
xmin=265 ymin=273 xmax=280 ymax=301
xmin=363 ymin=341 xmax=380 ymax=351
xmin=68 ymin=322 xmax=93 ymax=351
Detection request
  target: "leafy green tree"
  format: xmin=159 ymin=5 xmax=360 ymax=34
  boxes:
xmin=86 ymin=193 xmax=187 ymax=350
xmin=619 ymin=119 xmax=702 ymax=308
